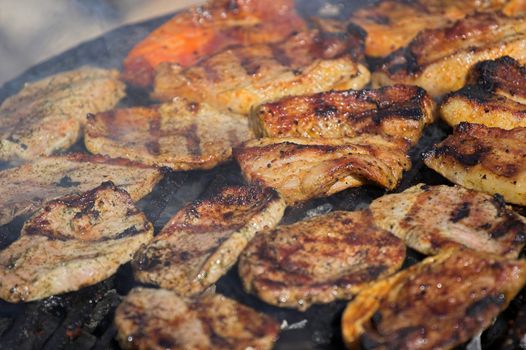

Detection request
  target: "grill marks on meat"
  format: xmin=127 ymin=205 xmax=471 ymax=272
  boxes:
xmin=370 ymin=184 xmax=526 ymax=257
xmin=238 ymin=211 xmax=405 ymax=311
xmin=424 ymin=123 xmax=526 ymax=206
xmin=115 ymin=288 xmax=279 ymax=350
xmin=133 ymin=186 xmax=285 ymax=296
xmin=341 ymin=248 xmax=526 ymax=350
xmin=0 ymin=67 xmax=125 ymax=161
xmin=85 ymin=97 xmax=253 ymax=171
xmin=0 ymin=182 xmax=153 ymax=302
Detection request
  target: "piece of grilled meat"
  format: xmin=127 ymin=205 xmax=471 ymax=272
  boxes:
xmin=234 ymin=136 xmax=410 ymax=205
xmin=341 ymin=247 xmax=526 ymax=350
xmin=115 ymin=288 xmax=280 ymax=350
xmin=133 ymin=186 xmax=285 ymax=296
xmin=0 ymin=154 xmax=162 ymax=226
xmin=441 ymin=56 xmax=526 ymax=129
xmin=0 ymin=182 xmax=153 ymax=302
xmin=239 ymin=211 xmax=405 ymax=311
xmin=373 ymin=12 xmax=526 ymax=97
xmin=250 ymin=85 xmax=436 ymax=145
xmin=370 ymin=183 xmax=526 ymax=258
xmin=424 ymin=122 xmax=526 ymax=206
xmin=85 ymin=97 xmax=253 ymax=171
xmin=122 ymin=0 xmax=305 ymax=88
xmin=0 ymin=67 xmax=125 ymax=161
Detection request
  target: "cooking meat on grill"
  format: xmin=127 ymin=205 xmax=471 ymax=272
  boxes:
xmin=372 ymin=12 xmax=526 ymax=97
xmin=0 ymin=182 xmax=153 ymax=302
xmin=122 ymin=0 xmax=306 ymax=88
xmin=369 ymin=183 xmax=526 ymax=258
xmin=0 ymin=67 xmax=125 ymax=162
xmin=424 ymin=122 xmax=526 ymax=206
xmin=115 ymin=288 xmax=280 ymax=350
xmin=238 ymin=210 xmax=405 ymax=311
xmin=133 ymin=186 xmax=285 ymax=296
xmin=85 ymin=97 xmax=253 ymax=171
xmin=0 ymin=153 xmax=162 ymax=226
xmin=441 ymin=56 xmax=526 ymax=129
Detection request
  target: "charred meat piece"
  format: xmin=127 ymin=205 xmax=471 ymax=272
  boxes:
xmin=370 ymin=183 xmax=526 ymax=258
xmin=115 ymin=288 xmax=280 ymax=350
xmin=85 ymin=97 xmax=253 ymax=171
xmin=0 ymin=67 xmax=125 ymax=161
xmin=122 ymin=0 xmax=305 ymax=88
xmin=251 ymin=85 xmax=436 ymax=145
xmin=341 ymin=248 xmax=526 ymax=350
xmin=239 ymin=211 xmax=405 ymax=311
xmin=133 ymin=186 xmax=285 ymax=296
xmin=424 ymin=123 xmax=526 ymax=206
xmin=0 ymin=154 xmax=162 ymax=226
xmin=441 ymin=56 xmax=526 ymax=129
xmin=0 ymin=182 xmax=153 ymax=302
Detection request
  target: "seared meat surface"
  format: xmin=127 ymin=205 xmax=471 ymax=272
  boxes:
xmin=239 ymin=211 xmax=405 ymax=311
xmin=115 ymin=288 xmax=280 ymax=350
xmin=0 ymin=67 xmax=124 ymax=161
xmin=425 ymin=123 xmax=526 ymax=206
xmin=0 ymin=182 xmax=153 ymax=302
xmin=133 ymin=186 xmax=285 ymax=296
xmin=370 ymin=184 xmax=526 ymax=257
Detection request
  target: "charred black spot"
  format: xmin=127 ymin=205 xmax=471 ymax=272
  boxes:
xmin=466 ymin=294 xmax=505 ymax=318
xmin=371 ymin=311 xmax=383 ymax=328
xmin=360 ymin=333 xmax=383 ymax=350
xmin=186 ymin=101 xmax=200 ymax=113
xmin=115 ymin=226 xmax=140 ymax=239
xmin=491 ymin=194 xmax=507 ymax=217
xmin=489 ymin=215 xmax=526 ymax=240
xmin=135 ymin=253 xmax=161 ymax=271
xmin=179 ymin=251 xmax=192 ymax=261
xmin=56 ymin=176 xmax=81 ymax=188
xmin=454 ymin=85 xmax=495 ymax=104
xmin=450 ymin=202 xmax=470 ymax=223
xmin=157 ymin=336 xmax=176 ymax=349
xmin=432 ymin=144 xmax=490 ymax=167
xmin=315 ymin=104 xmax=338 ymax=119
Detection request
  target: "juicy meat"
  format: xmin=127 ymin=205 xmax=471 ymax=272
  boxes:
xmin=251 ymin=85 xmax=436 ymax=145
xmin=341 ymin=248 xmax=526 ymax=350
xmin=369 ymin=183 xmax=526 ymax=258
xmin=0 ymin=67 xmax=125 ymax=161
xmin=238 ymin=211 xmax=405 ymax=311
xmin=234 ymin=136 xmax=411 ymax=205
xmin=85 ymin=97 xmax=253 ymax=171
xmin=0 ymin=153 xmax=162 ymax=226
xmin=122 ymin=0 xmax=306 ymax=88
xmin=441 ymin=56 xmax=526 ymax=129
xmin=372 ymin=12 xmax=526 ymax=97
xmin=133 ymin=186 xmax=285 ymax=296
xmin=0 ymin=182 xmax=153 ymax=302
xmin=424 ymin=122 xmax=526 ymax=206
xmin=115 ymin=288 xmax=280 ymax=350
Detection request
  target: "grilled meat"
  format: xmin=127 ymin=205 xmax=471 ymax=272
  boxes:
xmin=133 ymin=186 xmax=285 ymax=296
xmin=234 ymin=136 xmax=410 ymax=205
xmin=0 ymin=154 xmax=162 ymax=226
xmin=0 ymin=182 xmax=153 ymax=302
xmin=0 ymin=67 xmax=125 ymax=161
xmin=424 ymin=122 xmax=526 ymax=206
xmin=238 ymin=211 xmax=405 ymax=311
xmin=369 ymin=183 xmax=526 ymax=258
xmin=85 ymin=97 xmax=253 ymax=171
xmin=115 ymin=288 xmax=280 ymax=350
xmin=372 ymin=12 xmax=526 ymax=97
xmin=341 ymin=248 xmax=526 ymax=350
xmin=441 ymin=56 xmax=526 ymax=129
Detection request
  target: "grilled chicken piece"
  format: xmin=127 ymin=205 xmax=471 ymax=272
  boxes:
xmin=441 ymin=56 xmax=526 ymax=129
xmin=234 ymin=136 xmax=410 ymax=205
xmin=251 ymin=85 xmax=436 ymax=145
xmin=85 ymin=97 xmax=253 ymax=171
xmin=152 ymin=24 xmax=370 ymax=114
xmin=372 ymin=12 xmax=526 ymax=97
xmin=133 ymin=186 xmax=285 ymax=296
xmin=424 ymin=123 xmax=526 ymax=206
xmin=341 ymin=248 xmax=526 ymax=350
xmin=0 ymin=67 xmax=125 ymax=161
xmin=122 ymin=0 xmax=305 ymax=88
xmin=239 ymin=211 xmax=405 ymax=311
xmin=370 ymin=183 xmax=526 ymax=258
xmin=0 ymin=154 xmax=162 ymax=226
xmin=115 ymin=288 xmax=279 ymax=350
xmin=0 ymin=182 xmax=153 ymax=302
